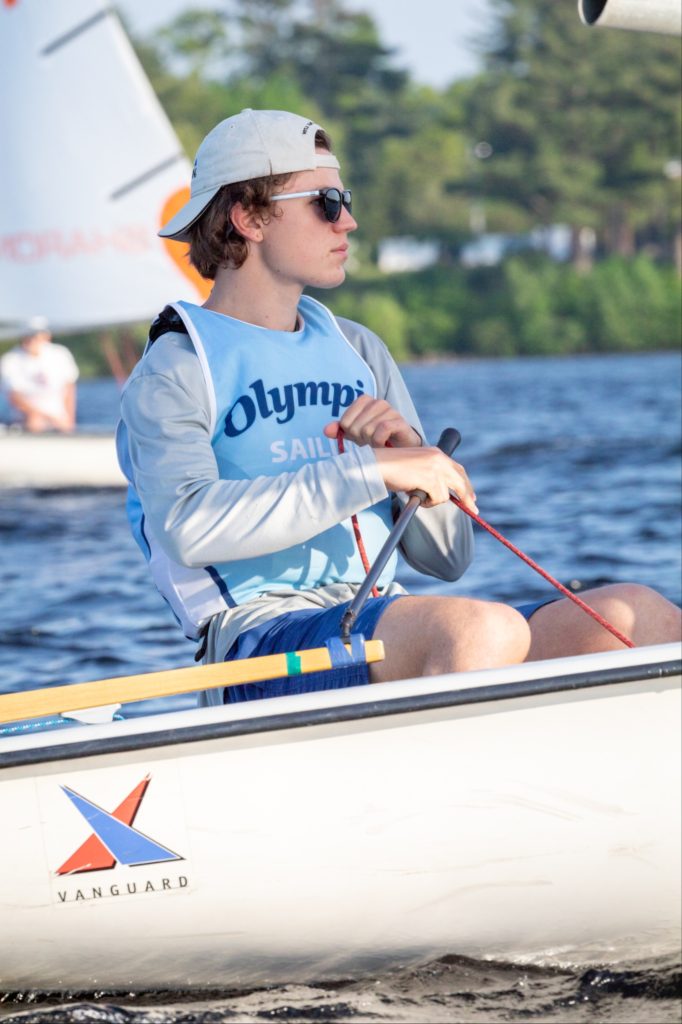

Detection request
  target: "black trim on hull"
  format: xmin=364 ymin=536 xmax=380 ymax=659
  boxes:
xmin=1 ymin=659 xmax=679 ymax=770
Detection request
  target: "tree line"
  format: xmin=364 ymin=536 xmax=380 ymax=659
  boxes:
xmin=74 ymin=1 xmax=682 ymax=366
xmin=132 ymin=0 xmax=681 ymax=258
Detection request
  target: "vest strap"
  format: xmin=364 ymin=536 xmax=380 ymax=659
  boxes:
xmin=149 ymin=305 xmax=189 ymax=344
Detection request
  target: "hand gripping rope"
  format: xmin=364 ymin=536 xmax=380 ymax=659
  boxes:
xmin=337 ymin=427 xmax=634 ymax=649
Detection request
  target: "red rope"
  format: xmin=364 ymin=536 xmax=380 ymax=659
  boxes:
xmin=447 ymin=494 xmax=634 ymax=648
xmin=337 ymin=429 xmax=380 ymax=597
xmin=338 ymin=429 xmax=634 ymax=648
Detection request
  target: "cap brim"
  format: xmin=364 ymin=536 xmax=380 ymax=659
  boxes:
xmin=158 ymin=187 xmax=220 ymax=242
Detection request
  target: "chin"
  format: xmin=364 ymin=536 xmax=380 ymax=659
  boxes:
xmin=310 ymin=269 xmax=347 ymax=291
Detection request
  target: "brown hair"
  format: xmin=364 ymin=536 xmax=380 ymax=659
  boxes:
xmin=188 ymin=128 xmax=334 ymax=279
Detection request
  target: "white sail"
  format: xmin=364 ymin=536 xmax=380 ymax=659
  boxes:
xmin=0 ymin=1 xmax=209 ymax=337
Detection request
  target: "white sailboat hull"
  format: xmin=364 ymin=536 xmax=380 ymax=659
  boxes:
xmin=0 ymin=431 xmax=125 ymax=488
xmin=1 ymin=643 xmax=680 ymax=992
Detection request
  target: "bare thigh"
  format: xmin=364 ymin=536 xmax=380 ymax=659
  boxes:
xmin=527 ymin=583 xmax=682 ymax=661
xmin=371 ymin=594 xmax=531 ymax=681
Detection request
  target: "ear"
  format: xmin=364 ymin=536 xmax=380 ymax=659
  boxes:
xmin=229 ymin=202 xmax=265 ymax=243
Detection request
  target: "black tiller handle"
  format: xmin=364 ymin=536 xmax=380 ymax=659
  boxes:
xmin=340 ymin=427 xmax=462 ymax=642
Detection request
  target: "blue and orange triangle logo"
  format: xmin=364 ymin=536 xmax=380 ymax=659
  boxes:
xmin=57 ymin=774 xmax=183 ymax=875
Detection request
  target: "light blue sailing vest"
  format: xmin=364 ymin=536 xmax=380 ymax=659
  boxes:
xmin=124 ymin=296 xmax=396 ymax=638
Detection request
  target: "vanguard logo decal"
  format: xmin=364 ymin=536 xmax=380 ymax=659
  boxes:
xmin=57 ymin=774 xmax=183 ymax=875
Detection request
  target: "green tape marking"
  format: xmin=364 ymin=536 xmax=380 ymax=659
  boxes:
xmin=285 ymin=651 xmax=302 ymax=676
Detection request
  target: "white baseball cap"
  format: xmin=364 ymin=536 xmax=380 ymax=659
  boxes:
xmin=159 ymin=109 xmax=340 ymax=242
xmin=21 ymin=315 xmax=50 ymax=336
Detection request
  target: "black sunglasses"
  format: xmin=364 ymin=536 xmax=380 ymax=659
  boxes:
xmin=271 ymin=187 xmax=353 ymax=223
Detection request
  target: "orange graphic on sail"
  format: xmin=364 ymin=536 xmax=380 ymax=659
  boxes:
xmin=160 ymin=188 xmax=211 ymax=300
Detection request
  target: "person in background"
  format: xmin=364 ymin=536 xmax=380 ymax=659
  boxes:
xmin=0 ymin=317 xmax=79 ymax=433
xmin=117 ymin=108 xmax=681 ymax=705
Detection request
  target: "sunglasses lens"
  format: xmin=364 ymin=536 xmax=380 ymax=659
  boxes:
xmin=321 ymin=189 xmax=351 ymax=222
xmin=322 ymin=190 xmax=342 ymax=222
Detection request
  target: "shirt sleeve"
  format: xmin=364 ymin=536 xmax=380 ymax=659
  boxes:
xmin=119 ymin=333 xmax=388 ymax=568
xmin=335 ymin=316 xmax=474 ymax=582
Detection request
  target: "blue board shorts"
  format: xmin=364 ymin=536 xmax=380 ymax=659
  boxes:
xmin=223 ymin=594 xmax=558 ymax=704
xmin=223 ymin=595 xmax=402 ymax=703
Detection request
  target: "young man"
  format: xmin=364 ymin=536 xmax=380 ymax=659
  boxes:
xmin=1 ymin=318 xmax=78 ymax=433
xmin=117 ymin=108 xmax=681 ymax=703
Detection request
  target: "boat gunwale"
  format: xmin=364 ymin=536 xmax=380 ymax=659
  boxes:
xmin=1 ymin=656 xmax=679 ymax=770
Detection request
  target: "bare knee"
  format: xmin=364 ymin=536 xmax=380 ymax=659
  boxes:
xmin=595 ymin=583 xmax=681 ymax=645
xmin=528 ymin=583 xmax=681 ymax=659
xmin=431 ymin=600 xmax=531 ymax=673
xmin=373 ymin=597 xmax=530 ymax=681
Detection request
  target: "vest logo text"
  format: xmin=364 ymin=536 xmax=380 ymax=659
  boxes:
xmin=224 ymin=377 xmax=366 ymax=437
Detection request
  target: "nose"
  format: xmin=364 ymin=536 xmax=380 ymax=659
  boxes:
xmin=334 ymin=205 xmax=357 ymax=232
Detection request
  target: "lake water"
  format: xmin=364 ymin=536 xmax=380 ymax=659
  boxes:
xmin=1 ymin=351 xmax=681 ymax=1022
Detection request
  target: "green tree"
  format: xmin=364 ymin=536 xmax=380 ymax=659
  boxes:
xmin=329 ymin=290 xmax=410 ymax=360
xmin=116 ymin=0 xmax=681 ymax=364
xmin=129 ymin=1 xmax=477 ymax=256
xmin=463 ymin=0 xmax=682 ymax=263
